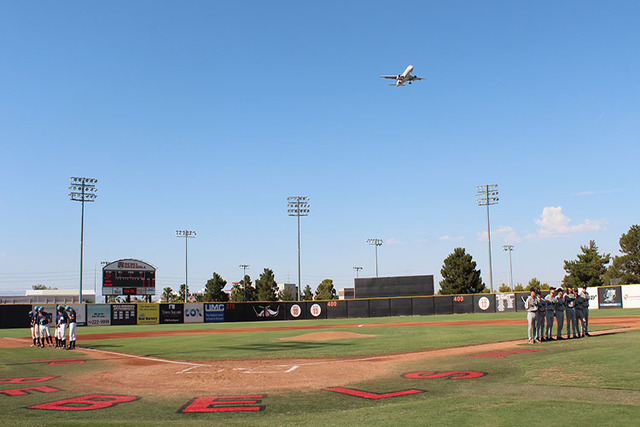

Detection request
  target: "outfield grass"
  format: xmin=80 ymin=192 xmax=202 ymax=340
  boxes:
xmin=1 ymin=309 xmax=638 ymax=426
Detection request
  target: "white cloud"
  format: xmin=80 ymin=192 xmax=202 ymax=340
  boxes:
xmin=385 ymin=238 xmax=403 ymax=245
xmin=440 ymin=235 xmax=464 ymax=241
xmin=530 ymin=206 xmax=605 ymax=239
xmin=476 ymin=226 xmax=521 ymax=243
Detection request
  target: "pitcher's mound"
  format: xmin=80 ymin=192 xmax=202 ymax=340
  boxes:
xmin=281 ymin=332 xmax=375 ymax=341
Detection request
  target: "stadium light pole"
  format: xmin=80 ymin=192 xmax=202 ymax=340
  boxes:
xmin=176 ymin=229 xmax=196 ymax=303
xmin=353 ymin=266 xmax=363 ymax=279
xmin=288 ymin=196 xmax=309 ymax=301
xmin=476 ymin=184 xmax=499 ymax=293
xmin=503 ymin=245 xmax=514 ymax=291
xmin=239 ymin=264 xmax=250 ymax=301
xmin=367 ymin=239 xmax=383 ymax=277
xmin=69 ymin=177 xmax=98 ymax=303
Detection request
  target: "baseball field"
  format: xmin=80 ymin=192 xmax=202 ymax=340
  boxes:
xmin=1 ymin=309 xmax=639 ymax=426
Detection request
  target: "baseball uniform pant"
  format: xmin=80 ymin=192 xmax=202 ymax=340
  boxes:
xmin=527 ymin=312 xmax=536 ymax=341
xmin=566 ymin=308 xmax=576 ymax=337
xmin=555 ymin=312 xmax=564 ymax=338
xmin=545 ymin=312 xmax=555 ymax=338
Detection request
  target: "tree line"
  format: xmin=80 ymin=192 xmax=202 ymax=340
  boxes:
xmin=438 ymin=224 xmax=640 ymax=295
xmin=161 ymin=268 xmax=339 ymax=303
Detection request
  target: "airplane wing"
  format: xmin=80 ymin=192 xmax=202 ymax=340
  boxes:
xmin=380 ymin=75 xmax=398 ymax=79
xmin=410 ymin=76 xmax=426 ymax=81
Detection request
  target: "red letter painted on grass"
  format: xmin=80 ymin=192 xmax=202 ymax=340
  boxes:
xmin=0 ymin=376 xmax=57 ymax=384
xmin=326 ymin=387 xmax=425 ymax=400
xmin=403 ymin=371 xmax=487 ymax=380
xmin=27 ymin=394 xmax=138 ymax=411
xmin=0 ymin=386 xmax=59 ymax=396
xmin=179 ymin=395 xmax=266 ymax=413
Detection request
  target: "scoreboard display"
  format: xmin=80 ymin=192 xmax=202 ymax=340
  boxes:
xmin=102 ymin=259 xmax=156 ymax=296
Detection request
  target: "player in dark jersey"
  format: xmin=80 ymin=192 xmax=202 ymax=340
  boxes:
xmin=66 ymin=305 xmax=77 ymax=350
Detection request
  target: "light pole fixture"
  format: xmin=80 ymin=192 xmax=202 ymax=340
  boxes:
xmin=239 ymin=264 xmax=250 ymax=301
xmin=176 ymin=229 xmax=196 ymax=303
xmin=288 ymin=196 xmax=309 ymax=301
xmin=367 ymin=239 xmax=383 ymax=277
xmin=69 ymin=177 xmax=98 ymax=303
xmin=353 ymin=266 xmax=363 ymax=279
xmin=503 ymin=245 xmax=514 ymax=291
xmin=476 ymin=184 xmax=499 ymax=293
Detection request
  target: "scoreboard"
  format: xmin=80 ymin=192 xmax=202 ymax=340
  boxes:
xmin=102 ymin=259 xmax=156 ymax=296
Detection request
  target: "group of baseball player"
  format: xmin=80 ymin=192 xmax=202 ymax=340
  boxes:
xmin=525 ymin=285 xmax=591 ymax=344
xmin=28 ymin=305 xmax=77 ymax=350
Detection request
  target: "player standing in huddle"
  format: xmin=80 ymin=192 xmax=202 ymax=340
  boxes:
xmin=55 ymin=306 xmax=68 ymax=348
xmin=29 ymin=310 xmax=37 ymax=347
xmin=565 ymin=287 xmax=577 ymax=338
xmin=554 ymin=288 xmax=566 ymax=340
xmin=66 ymin=305 xmax=77 ymax=350
xmin=580 ymin=285 xmax=591 ymax=336
xmin=575 ymin=291 xmax=585 ymax=338
xmin=525 ymin=290 xmax=537 ymax=344
xmin=544 ymin=288 xmax=556 ymax=340
xmin=535 ymin=290 xmax=545 ymax=342
xmin=38 ymin=306 xmax=53 ymax=347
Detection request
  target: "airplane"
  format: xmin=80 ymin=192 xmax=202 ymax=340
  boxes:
xmin=380 ymin=64 xmax=425 ymax=87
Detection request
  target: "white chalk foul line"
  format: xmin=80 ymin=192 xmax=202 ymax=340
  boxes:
xmin=76 ymin=346 xmax=212 ymax=368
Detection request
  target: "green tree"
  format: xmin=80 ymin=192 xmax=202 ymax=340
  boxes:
xmin=32 ymin=284 xmax=57 ymax=290
xmin=161 ymin=287 xmax=175 ymax=302
xmin=203 ymin=272 xmax=229 ymax=302
xmin=606 ymin=225 xmax=640 ymax=284
xmin=230 ymin=282 xmax=243 ymax=302
xmin=513 ymin=283 xmax=524 ymax=291
xmin=301 ymin=285 xmax=314 ymax=301
xmin=178 ymin=284 xmax=187 ymax=302
xmin=525 ymin=277 xmax=541 ymax=291
xmin=498 ymin=283 xmax=512 ymax=293
xmin=278 ymin=286 xmax=296 ymax=301
xmin=240 ymin=275 xmax=256 ymax=301
xmin=315 ymin=279 xmax=337 ymax=300
xmin=438 ymin=248 xmax=485 ymax=295
xmin=563 ymin=240 xmax=611 ymax=288
xmin=255 ymin=268 xmax=278 ymax=301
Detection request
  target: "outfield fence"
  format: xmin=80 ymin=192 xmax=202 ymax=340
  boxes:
xmin=1 ymin=284 xmax=637 ymax=329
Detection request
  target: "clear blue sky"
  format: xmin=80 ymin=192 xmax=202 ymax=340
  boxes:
xmin=1 ymin=1 xmax=638 ymax=297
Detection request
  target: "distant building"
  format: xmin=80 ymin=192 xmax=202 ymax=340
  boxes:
xmin=0 ymin=289 xmax=96 ymax=304
xmin=338 ymin=288 xmax=355 ymax=300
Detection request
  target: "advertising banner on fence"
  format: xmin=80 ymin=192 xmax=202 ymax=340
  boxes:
xmin=111 ymin=304 xmax=137 ymax=325
xmin=184 ymin=303 xmax=204 ymax=323
xmin=495 ymin=294 xmax=516 ymax=313
xmin=87 ymin=304 xmax=111 ymax=326
xmin=622 ymin=284 xmax=640 ymax=308
xmin=204 ymin=303 xmax=225 ymax=322
xmin=160 ymin=303 xmax=183 ymax=323
xmin=598 ymin=286 xmax=622 ymax=308
xmin=137 ymin=303 xmax=159 ymax=325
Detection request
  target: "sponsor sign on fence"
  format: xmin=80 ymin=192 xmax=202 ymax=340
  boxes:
xmin=111 ymin=304 xmax=136 ymax=325
xmin=184 ymin=303 xmax=204 ymax=323
xmin=598 ymin=286 xmax=622 ymax=308
xmin=160 ymin=304 xmax=183 ymax=323
xmin=622 ymin=284 xmax=640 ymax=308
xmin=495 ymin=294 xmax=515 ymax=312
xmin=137 ymin=303 xmax=159 ymax=325
xmin=204 ymin=303 xmax=225 ymax=323
xmin=87 ymin=304 xmax=111 ymax=326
